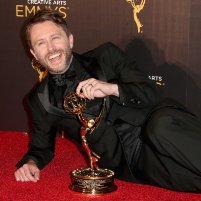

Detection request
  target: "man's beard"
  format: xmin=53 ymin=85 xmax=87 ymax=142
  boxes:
xmin=48 ymin=52 xmax=72 ymax=74
xmin=38 ymin=49 xmax=72 ymax=74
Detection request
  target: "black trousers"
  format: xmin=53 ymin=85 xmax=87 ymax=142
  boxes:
xmin=136 ymin=107 xmax=201 ymax=192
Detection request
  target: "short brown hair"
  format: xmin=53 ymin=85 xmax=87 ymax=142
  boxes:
xmin=25 ymin=9 xmax=71 ymax=48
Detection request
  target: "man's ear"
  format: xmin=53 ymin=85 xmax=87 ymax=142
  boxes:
xmin=30 ymin=49 xmax=38 ymax=60
xmin=68 ymin=34 xmax=74 ymax=49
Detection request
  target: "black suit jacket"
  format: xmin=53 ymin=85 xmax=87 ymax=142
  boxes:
xmin=17 ymin=42 xmax=162 ymax=182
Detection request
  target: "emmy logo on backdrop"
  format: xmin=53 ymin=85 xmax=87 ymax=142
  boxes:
xmin=63 ymin=92 xmax=117 ymax=194
xmin=126 ymin=0 xmax=146 ymax=33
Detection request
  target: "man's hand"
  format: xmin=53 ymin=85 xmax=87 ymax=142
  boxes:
xmin=14 ymin=160 xmax=40 ymax=182
xmin=76 ymin=78 xmax=119 ymax=100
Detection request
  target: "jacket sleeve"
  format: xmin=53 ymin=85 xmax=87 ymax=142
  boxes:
xmin=87 ymin=42 xmax=163 ymax=126
xmin=104 ymin=42 xmax=162 ymax=108
xmin=16 ymin=93 xmax=57 ymax=170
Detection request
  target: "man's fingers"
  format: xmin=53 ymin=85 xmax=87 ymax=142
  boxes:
xmin=33 ymin=170 xmax=40 ymax=180
xmin=15 ymin=168 xmax=26 ymax=182
xmin=25 ymin=169 xmax=39 ymax=182
xmin=27 ymin=160 xmax=40 ymax=181
xmin=76 ymin=79 xmax=90 ymax=95
xmin=14 ymin=163 xmax=40 ymax=182
xmin=76 ymin=78 xmax=99 ymax=99
xmin=83 ymin=84 xmax=93 ymax=99
xmin=15 ymin=171 xmax=23 ymax=181
xmin=76 ymin=78 xmax=96 ymax=95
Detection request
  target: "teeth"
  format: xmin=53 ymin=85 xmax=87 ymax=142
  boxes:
xmin=49 ymin=53 xmax=61 ymax=60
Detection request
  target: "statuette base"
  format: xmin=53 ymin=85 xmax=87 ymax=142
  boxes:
xmin=69 ymin=168 xmax=117 ymax=194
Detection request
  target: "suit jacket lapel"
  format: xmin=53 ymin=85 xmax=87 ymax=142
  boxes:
xmin=73 ymin=53 xmax=107 ymax=82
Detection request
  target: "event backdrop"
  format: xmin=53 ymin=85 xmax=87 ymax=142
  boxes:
xmin=0 ymin=0 xmax=201 ymax=131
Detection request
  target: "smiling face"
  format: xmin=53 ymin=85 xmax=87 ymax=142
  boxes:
xmin=30 ymin=21 xmax=73 ymax=74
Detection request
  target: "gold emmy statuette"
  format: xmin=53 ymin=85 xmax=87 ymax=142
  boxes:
xmin=63 ymin=92 xmax=117 ymax=194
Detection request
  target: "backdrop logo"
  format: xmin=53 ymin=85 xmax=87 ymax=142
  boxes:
xmin=16 ymin=0 xmax=68 ymax=18
xmin=149 ymin=75 xmax=165 ymax=86
xmin=126 ymin=0 xmax=146 ymax=33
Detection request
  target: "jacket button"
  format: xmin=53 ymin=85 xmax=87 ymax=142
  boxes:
xmin=130 ymin=98 xmax=135 ymax=103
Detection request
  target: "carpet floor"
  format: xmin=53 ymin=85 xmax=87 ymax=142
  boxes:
xmin=0 ymin=131 xmax=201 ymax=201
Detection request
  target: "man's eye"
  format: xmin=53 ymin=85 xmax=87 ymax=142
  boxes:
xmin=53 ymin=36 xmax=60 ymax=40
xmin=37 ymin=42 xmax=45 ymax=46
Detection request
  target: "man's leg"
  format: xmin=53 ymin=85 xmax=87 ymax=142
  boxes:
xmin=136 ymin=107 xmax=201 ymax=192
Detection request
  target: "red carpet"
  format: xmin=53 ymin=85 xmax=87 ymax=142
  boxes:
xmin=0 ymin=131 xmax=201 ymax=201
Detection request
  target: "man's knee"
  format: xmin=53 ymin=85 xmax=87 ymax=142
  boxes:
xmin=143 ymin=108 xmax=174 ymax=144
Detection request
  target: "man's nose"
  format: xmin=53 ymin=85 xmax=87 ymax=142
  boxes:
xmin=47 ymin=41 xmax=54 ymax=51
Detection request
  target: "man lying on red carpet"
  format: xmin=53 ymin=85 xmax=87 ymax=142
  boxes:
xmin=15 ymin=9 xmax=201 ymax=193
